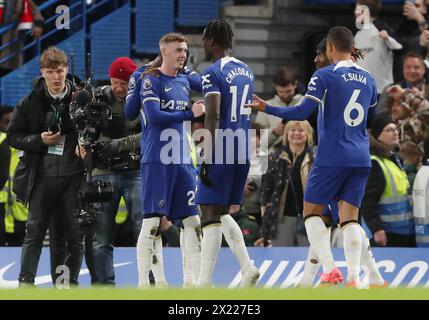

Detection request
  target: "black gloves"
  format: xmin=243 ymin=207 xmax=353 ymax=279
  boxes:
xmin=199 ymin=162 xmax=213 ymax=186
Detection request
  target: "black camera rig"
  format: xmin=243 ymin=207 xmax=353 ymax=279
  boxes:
xmin=69 ymin=53 xmax=113 ymax=226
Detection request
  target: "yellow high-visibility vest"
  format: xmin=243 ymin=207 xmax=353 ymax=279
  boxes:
xmin=0 ymin=133 xmax=28 ymax=233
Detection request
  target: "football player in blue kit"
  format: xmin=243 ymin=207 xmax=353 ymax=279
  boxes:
xmin=195 ymin=19 xmax=260 ymax=287
xmin=298 ymin=37 xmax=386 ymax=288
xmin=126 ymin=33 xmax=205 ymax=288
xmin=126 ymin=54 xmax=204 ymax=287
xmin=247 ymin=26 xmax=377 ymax=287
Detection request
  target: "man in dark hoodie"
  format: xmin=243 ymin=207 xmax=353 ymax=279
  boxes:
xmin=7 ymin=46 xmax=84 ymax=286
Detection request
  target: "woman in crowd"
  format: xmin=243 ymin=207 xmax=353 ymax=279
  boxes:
xmin=255 ymin=120 xmax=314 ymax=247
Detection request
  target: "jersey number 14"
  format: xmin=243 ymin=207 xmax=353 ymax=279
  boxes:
xmin=230 ymin=84 xmax=251 ymax=122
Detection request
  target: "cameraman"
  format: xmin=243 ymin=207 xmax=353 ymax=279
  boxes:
xmin=7 ymin=47 xmax=84 ymax=286
xmin=78 ymin=57 xmax=140 ymax=285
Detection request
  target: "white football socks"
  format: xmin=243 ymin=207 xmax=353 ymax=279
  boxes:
xmin=342 ymin=222 xmax=362 ymax=282
xmin=220 ymin=214 xmax=253 ymax=273
xmin=136 ymin=217 xmax=160 ymax=287
xmin=197 ymin=223 xmax=222 ymax=287
xmin=298 ymin=225 xmax=330 ymax=287
xmin=358 ymin=225 xmax=385 ymax=285
xmin=152 ymin=235 xmax=167 ymax=286
xmin=304 ymin=216 xmax=336 ymax=274
xmin=182 ymin=215 xmax=202 ymax=286
xmin=179 ymin=228 xmax=194 ymax=287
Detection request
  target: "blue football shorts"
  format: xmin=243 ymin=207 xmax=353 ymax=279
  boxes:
xmin=141 ymin=163 xmax=199 ymax=220
xmin=304 ymin=165 xmax=371 ymax=208
xmin=195 ymin=162 xmax=250 ymax=206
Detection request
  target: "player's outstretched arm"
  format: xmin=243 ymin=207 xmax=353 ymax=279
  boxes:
xmin=246 ymin=94 xmax=319 ymax=121
xmin=264 ymin=97 xmax=319 ymax=120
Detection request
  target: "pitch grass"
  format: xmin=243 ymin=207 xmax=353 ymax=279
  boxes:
xmin=0 ymin=287 xmax=428 ymax=300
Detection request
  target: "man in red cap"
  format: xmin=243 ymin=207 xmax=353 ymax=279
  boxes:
xmin=77 ymin=56 xmax=143 ymax=285
xmin=109 ymin=57 xmax=138 ymax=100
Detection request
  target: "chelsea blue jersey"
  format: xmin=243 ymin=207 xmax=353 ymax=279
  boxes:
xmin=126 ymin=65 xmax=201 ymax=121
xmin=140 ymin=72 xmax=194 ymax=164
xmin=202 ymin=57 xmax=254 ymax=163
xmin=306 ymin=60 xmax=378 ymax=167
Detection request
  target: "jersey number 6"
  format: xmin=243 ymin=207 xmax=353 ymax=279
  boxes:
xmin=343 ymin=89 xmax=364 ymax=127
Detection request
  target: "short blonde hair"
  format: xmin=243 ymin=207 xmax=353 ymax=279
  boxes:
xmin=159 ymin=33 xmax=188 ymax=48
xmin=282 ymin=120 xmax=314 ymax=147
xmin=40 ymin=47 xmax=68 ymax=69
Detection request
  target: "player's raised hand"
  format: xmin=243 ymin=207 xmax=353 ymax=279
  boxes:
xmin=244 ymin=94 xmax=268 ymax=112
xmin=192 ymin=101 xmax=206 ymax=118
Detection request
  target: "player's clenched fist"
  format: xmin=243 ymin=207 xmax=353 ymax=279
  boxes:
xmin=192 ymin=100 xmax=206 ymax=118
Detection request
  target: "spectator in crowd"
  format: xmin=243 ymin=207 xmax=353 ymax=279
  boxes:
xmin=0 ymin=110 xmax=11 ymax=246
xmin=354 ymin=0 xmax=403 ymax=94
xmin=412 ymin=138 xmax=429 ymax=247
xmin=400 ymin=52 xmax=427 ymax=90
xmin=386 ymin=82 xmax=429 ymax=147
xmin=0 ymin=106 xmax=27 ymax=247
xmin=254 ymin=67 xmax=304 ymax=148
xmin=0 ymin=105 xmax=12 ymax=130
xmin=394 ymin=0 xmax=428 ymax=81
xmin=399 ymin=140 xmax=423 ymax=188
xmin=256 ymin=120 xmax=314 ymax=247
xmin=377 ymin=52 xmax=428 ymax=115
xmin=7 ymin=47 xmax=84 ymax=286
xmin=360 ymin=113 xmax=416 ymax=247
xmin=0 ymin=0 xmax=44 ymax=76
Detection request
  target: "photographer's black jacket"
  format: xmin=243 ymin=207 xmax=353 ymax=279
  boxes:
xmin=92 ymin=85 xmax=141 ymax=175
xmin=7 ymin=77 xmax=83 ymax=203
xmin=98 ymin=85 xmax=140 ymax=139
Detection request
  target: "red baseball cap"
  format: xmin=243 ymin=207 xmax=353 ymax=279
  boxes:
xmin=109 ymin=57 xmax=137 ymax=82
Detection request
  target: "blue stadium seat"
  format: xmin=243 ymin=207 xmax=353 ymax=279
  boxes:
xmin=176 ymin=0 xmax=219 ymax=27
xmin=91 ymin=3 xmax=131 ymax=80
xmin=0 ymin=30 xmax=85 ymax=106
xmin=135 ymin=0 xmax=174 ymax=54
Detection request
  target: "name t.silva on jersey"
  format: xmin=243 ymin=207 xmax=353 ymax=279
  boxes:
xmin=341 ymin=72 xmax=367 ymax=85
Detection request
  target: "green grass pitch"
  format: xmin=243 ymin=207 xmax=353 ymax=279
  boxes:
xmin=0 ymin=287 xmax=428 ymax=300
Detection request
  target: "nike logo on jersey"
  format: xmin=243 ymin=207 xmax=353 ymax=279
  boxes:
xmin=165 ymin=87 xmax=173 ymax=92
